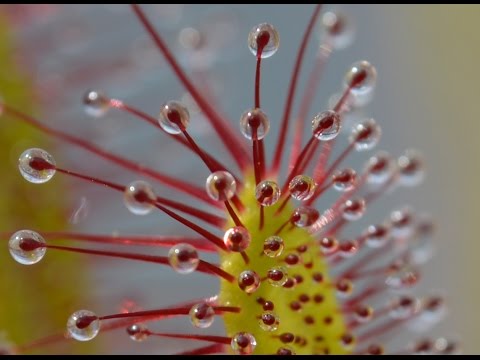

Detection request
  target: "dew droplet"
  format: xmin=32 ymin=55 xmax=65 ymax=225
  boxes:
xmin=158 ymin=100 xmax=190 ymax=134
xmin=288 ymin=175 xmax=316 ymax=201
xmin=398 ymin=150 xmax=425 ymax=187
xmin=8 ymin=230 xmax=46 ymax=265
xmin=350 ymin=119 xmax=381 ymax=151
xmin=366 ymin=344 xmax=384 ymax=355
xmin=389 ymin=296 xmax=420 ymax=319
xmin=366 ymin=151 xmax=395 ymax=184
xmin=342 ymin=198 xmax=366 ymax=221
xmin=338 ymin=240 xmax=359 ymax=258
xmin=259 ymin=311 xmax=279 ymax=332
xmin=248 ymin=23 xmax=279 ymax=58
xmin=224 ymin=226 xmax=251 ymax=252
xmin=262 ymin=300 xmax=274 ymax=311
xmin=168 ymin=243 xmax=199 ymax=274
xmin=123 ymin=180 xmax=156 ymax=215
xmin=320 ymin=11 xmax=354 ymax=50
xmin=279 ymin=333 xmax=295 ymax=344
xmin=66 ymin=310 xmax=100 ymax=342
xmin=391 ymin=207 xmax=415 ymax=238
xmin=291 ymin=206 xmax=320 ymax=227
xmin=83 ymin=90 xmax=110 ymax=117
xmin=344 ymin=60 xmax=377 ymax=96
xmin=205 ymin=171 xmax=236 ymax=201
xmin=385 ymin=263 xmax=419 ymax=290
xmin=282 ymin=277 xmax=297 ymax=290
xmin=231 ymin=332 xmax=257 ymax=355
xmin=336 ymin=278 xmax=354 ymax=298
xmin=365 ymin=224 xmax=390 ymax=248
xmin=267 ymin=266 xmax=288 ymax=287
xmin=340 ymin=333 xmax=356 ymax=350
xmin=353 ymin=305 xmax=373 ymax=323
xmin=255 ymin=180 xmax=281 ymax=206
xmin=178 ymin=26 xmax=202 ymax=51
xmin=277 ymin=346 xmax=296 ymax=355
xmin=284 ymin=253 xmax=300 ymax=266
xmin=189 ymin=303 xmax=215 ymax=329
xmin=434 ymin=338 xmax=461 ymax=355
xmin=409 ymin=215 xmax=435 ymax=265
xmin=263 ymin=236 xmax=284 ymax=258
xmin=18 ymin=148 xmax=56 ymax=184
xmin=411 ymin=339 xmax=433 ymax=355
xmin=240 ymin=108 xmax=270 ymax=140
xmin=319 ymin=237 xmax=339 ymax=254
xmin=332 ymin=168 xmax=356 ymax=192
xmin=126 ymin=324 xmax=149 ymax=342
xmin=238 ymin=270 xmax=260 ymax=294
xmin=419 ymin=296 xmax=446 ymax=325
xmin=312 ymin=110 xmax=341 ymax=141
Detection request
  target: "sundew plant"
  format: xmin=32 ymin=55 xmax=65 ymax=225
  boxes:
xmin=0 ymin=4 xmax=458 ymax=355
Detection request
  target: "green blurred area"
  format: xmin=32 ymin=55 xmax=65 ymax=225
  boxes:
xmin=372 ymin=5 xmax=480 ymax=353
xmin=0 ymin=13 xmax=91 ymax=354
xmin=410 ymin=6 xmax=480 ymax=354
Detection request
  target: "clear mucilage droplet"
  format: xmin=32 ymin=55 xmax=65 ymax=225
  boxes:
xmin=83 ymin=90 xmax=110 ymax=118
xmin=263 ymin=236 xmax=284 ymax=258
xmin=126 ymin=324 xmax=149 ymax=342
xmin=332 ymin=168 xmax=356 ymax=192
xmin=158 ymin=100 xmax=190 ymax=134
xmin=189 ymin=303 xmax=215 ymax=328
xmin=231 ymin=332 xmax=257 ymax=355
xmin=385 ymin=263 xmax=420 ymax=290
xmin=238 ymin=270 xmax=260 ymax=294
xmin=66 ymin=310 xmax=100 ymax=342
xmin=224 ymin=226 xmax=251 ymax=252
xmin=168 ymin=243 xmax=199 ymax=274
xmin=342 ymin=198 xmax=366 ymax=221
xmin=409 ymin=215 xmax=435 ymax=265
xmin=350 ymin=119 xmax=381 ymax=151
xmin=248 ymin=23 xmax=279 ymax=58
xmin=8 ymin=230 xmax=46 ymax=265
xmin=255 ymin=180 xmax=281 ymax=206
xmin=353 ymin=305 xmax=373 ymax=323
xmin=344 ymin=60 xmax=377 ymax=96
xmin=390 ymin=207 xmax=415 ymax=238
xmin=364 ymin=224 xmax=390 ymax=248
xmin=277 ymin=346 xmax=296 ymax=355
xmin=291 ymin=206 xmax=320 ymax=227
xmin=320 ymin=11 xmax=354 ymax=50
xmin=419 ymin=296 xmax=447 ymax=326
xmin=338 ymin=240 xmax=359 ymax=258
xmin=434 ymin=338 xmax=461 ymax=355
xmin=366 ymin=151 xmax=395 ymax=184
xmin=123 ymin=180 xmax=156 ymax=215
xmin=240 ymin=108 xmax=270 ymax=140
xmin=398 ymin=149 xmax=425 ymax=187
xmin=258 ymin=311 xmax=280 ymax=332
xmin=389 ymin=296 xmax=420 ymax=319
xmin=319 ymin=237 xmax=339 ymax=254
xmin=267 ymin=266 xmax=288 ymax=287
xmin=205 ymin=171 xmax=236 ymax=201
xmin=288 ymin=175 xmax=316 ymax=201
xmin=18 ymin=148 xmax=56 ymax=184
xmin=312 ymin=110 xmax=341 ymax=141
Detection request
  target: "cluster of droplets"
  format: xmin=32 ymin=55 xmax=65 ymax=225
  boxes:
xmin=3 ymin=5 xmax=448 ymax=356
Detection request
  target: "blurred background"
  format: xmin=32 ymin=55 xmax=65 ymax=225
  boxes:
xmin=0 ymin=4 xmax=479 ymax=354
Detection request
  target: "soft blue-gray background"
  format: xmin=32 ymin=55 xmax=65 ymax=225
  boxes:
xmin=7 ymin=4 xmax=479 ymax=354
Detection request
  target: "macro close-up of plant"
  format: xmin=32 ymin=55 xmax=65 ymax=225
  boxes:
xmin=1 ymin=4 xmax=479 ymax=355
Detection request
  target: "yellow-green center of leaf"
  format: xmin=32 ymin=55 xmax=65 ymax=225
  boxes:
xmin=219 ymin=174 xmax=349 ymax=355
